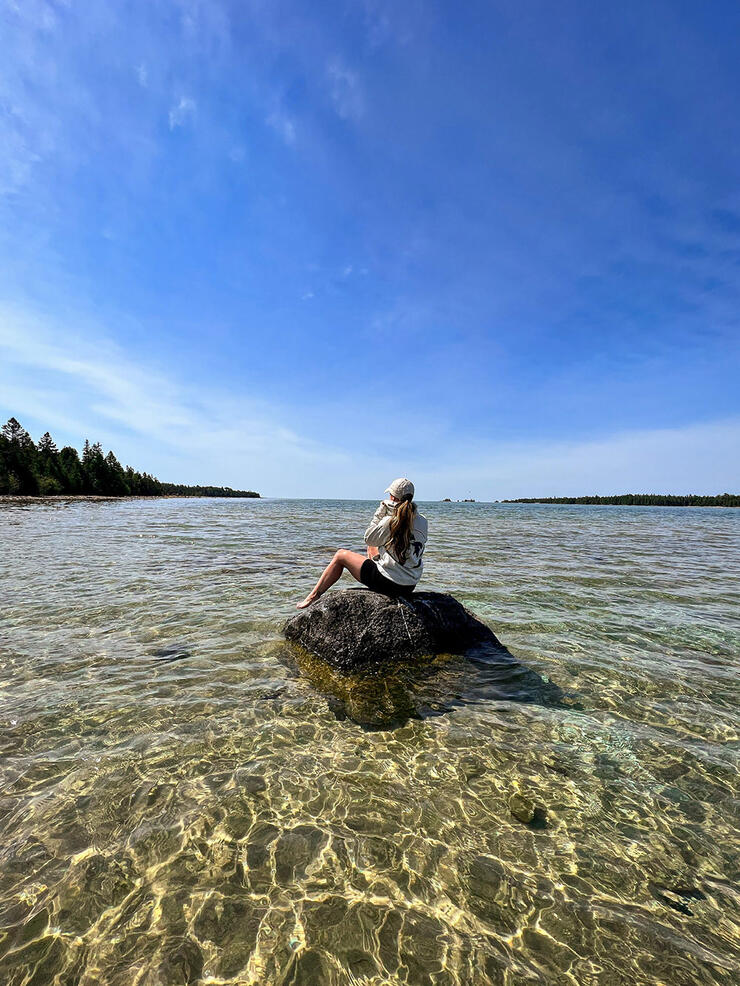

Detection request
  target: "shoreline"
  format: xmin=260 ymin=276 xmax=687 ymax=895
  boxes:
xmin=2 ymin=495 xmax=737 ymax=507
xmin=0 ymin=494 xmax=261 ymax=504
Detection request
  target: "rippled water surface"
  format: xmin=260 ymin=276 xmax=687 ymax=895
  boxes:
xmin=1 ymin=498 xmax=739 ymax=985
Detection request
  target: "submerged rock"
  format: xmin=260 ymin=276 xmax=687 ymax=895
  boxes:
xmin=283 ymin=587 xmax=504 ymax=673
xmin=508 ymin=793 xmax=549 ymax=829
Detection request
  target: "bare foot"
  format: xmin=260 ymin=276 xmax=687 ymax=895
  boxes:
xmin=296 ymin=593 xmax=318 ymax=609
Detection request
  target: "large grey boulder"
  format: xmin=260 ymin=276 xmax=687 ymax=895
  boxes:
xmin=283 ymin=588 xmax=504 ymax=673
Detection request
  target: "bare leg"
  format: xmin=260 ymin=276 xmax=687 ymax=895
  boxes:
xmin=367 ymin=545 xmax=379 ymax=559
xmin=297 ymin=549 xmax=366 ymax=608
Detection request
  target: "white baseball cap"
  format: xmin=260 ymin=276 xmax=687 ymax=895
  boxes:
xmin=385 ymin=477 xmax=415 ymax=500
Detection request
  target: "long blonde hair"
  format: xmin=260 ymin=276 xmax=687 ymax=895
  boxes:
xmin=389 ymin=495 xmax=416 ymax=564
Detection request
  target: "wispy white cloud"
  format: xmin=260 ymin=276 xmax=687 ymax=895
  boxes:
xmin=2 ymin=302 xmax=737 ymax=499
xmin=0 ymin=125 xmax=41 ymax=197
xmin=361 ymin=0 xmax=423 ymax=48
xmin=361 ymin=0 xmax=393 ymax=47
xmin=266 ymin=109 xmax=296 ymax=145
xmin=0 ymin=304 xmax=353 ymax=494
xmin=176 ymin=0 xmax=231 ymax=52
xmin=410 ymin=419 xmax=740 ymax=500
xmin=168 ymin=96 xmax=196 ymax=129
xmin=135 ymin=62 xmax=148 ymax=87
xmin=326 ymin=59 xmax=363 ymax=120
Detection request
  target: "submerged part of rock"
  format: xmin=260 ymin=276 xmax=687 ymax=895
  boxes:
xmin=283 ymin=588 xmax=506 ymax=673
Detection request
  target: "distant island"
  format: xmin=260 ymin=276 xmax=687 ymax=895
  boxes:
xmin=502 ymin=494 xmax=739 ymax=507
xmin=0 ymin=417 xmax=260 ymax=499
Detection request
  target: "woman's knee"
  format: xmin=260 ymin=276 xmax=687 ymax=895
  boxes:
xmin=333 ymin=549 xmax=348 ymax=565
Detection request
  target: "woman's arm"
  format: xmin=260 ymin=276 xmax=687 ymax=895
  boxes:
xmin=364 ymin=501 xmax=394 ymax=547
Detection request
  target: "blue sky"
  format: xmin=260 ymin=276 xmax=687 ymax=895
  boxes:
xmin=1 ymin=0 xmax=738 ymax=498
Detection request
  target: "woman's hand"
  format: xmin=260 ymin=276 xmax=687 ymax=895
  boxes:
xmin=365 ymin=501 xmax=394 ymax=549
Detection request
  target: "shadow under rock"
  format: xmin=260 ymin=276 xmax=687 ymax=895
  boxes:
xmin=278 ymin=638 xmax=566 ymax=731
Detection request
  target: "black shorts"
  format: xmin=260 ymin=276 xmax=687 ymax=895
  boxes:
xmin=360 ymin=559 xmax=415 ymax=599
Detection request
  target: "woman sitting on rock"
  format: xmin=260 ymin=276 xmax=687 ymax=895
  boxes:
xmin=296 ymin=478 xmax=428 ymax=609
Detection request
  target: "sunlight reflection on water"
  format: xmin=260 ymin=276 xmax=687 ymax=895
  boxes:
xmin=1 ymin=498 xmax=739 ymax=985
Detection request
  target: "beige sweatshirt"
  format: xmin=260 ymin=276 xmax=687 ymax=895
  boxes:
xmin=363 ymin=501 xmax=428 ymax=586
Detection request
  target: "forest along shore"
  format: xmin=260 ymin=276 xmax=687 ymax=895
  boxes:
xmin=501 ymin=494 xmax=739 ymax=507
xmin=0 ymin=494 xmax=261 ymax=503
xmin=1 ymin=417 xmax=259 ymax=498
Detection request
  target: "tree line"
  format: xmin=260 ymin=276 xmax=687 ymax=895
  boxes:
xmin=0 ymin=418 xmax=259 ymax=498
xmin=502 ymin=494 xmax=739 ymax=507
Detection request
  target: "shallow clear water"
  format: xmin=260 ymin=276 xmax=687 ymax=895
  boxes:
xmin=1 ymin=497 xmax=738 ymax=986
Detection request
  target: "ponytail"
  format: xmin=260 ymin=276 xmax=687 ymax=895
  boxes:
xmin=388 ymin=496 xmax=416 ymax=564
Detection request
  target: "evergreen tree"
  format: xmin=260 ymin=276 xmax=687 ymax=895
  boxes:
xmin=59 ymin=446 xmax=84 ymax=494
xmin=0 ymin=430 xmax=11 ymax=494
xmin=36 ymin=431 xmax=62 ymax=495
xmin=0 ymin=417 xmax=38 ymax=493
xmin=125 ymin=465 xmax=140 ymax=495
xmin=0 ymin=416 xmax=264 ymax=497
xmin=2 ymin=417 xmax=35 ymax=449
xmin=82 ymin=441 xmax=107 ymax=494
xmin=37 ymin=432 xmax=58 ymax=455
xmin=104 ymin=451 xmax=129 ymax=495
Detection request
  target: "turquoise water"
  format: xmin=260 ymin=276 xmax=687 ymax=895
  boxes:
xmin=1 ymin=498 xmax=738 ymax=985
